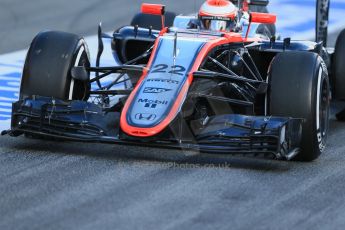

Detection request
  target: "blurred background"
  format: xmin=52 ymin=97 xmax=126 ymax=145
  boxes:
xmin=0 ymin=0 xmax=344 ymax=54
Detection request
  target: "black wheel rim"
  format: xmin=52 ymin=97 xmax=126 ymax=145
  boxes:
xmin=318 ymin=76 xmax=330 ymax=147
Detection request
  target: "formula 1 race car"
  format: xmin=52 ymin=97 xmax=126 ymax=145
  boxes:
xmin=2 ymin=0 xmax=345 ymax=161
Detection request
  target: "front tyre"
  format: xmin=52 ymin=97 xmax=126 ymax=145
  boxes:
xmin=20 ymin=31 xmax=90 ymax=100
xmin=268 ymin=52 xmax=330 ymax=161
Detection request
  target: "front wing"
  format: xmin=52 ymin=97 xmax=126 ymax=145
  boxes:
xmin=2 ymin=97 xmax=303 ymax=160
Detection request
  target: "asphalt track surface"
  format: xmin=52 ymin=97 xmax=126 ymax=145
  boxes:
xmin=1 ymin=1 xmax=345 ymax=229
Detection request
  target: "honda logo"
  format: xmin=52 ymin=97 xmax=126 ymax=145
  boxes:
xmin=135 ymin=113 xmax=157 ymax=121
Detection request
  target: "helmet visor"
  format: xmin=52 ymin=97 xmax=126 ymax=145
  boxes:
xmin=202 ymin=19 xmax=235 ymax=31
xmin=209 ymin=20 xmax=228 ymax=31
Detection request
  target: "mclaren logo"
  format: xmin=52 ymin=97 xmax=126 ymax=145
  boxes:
xmin=143 ymin=87 xmax=172 ymax=94
xmin=135 ymin=113 xmax=157 ymax=121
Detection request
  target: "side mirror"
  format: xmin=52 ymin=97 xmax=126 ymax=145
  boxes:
xmin=250 ymin=12 xmax=276 ymax=24
xmin=140 ymin=3 xmax=166 ymax=30
xmin=141 ymin=3 xmax=165 ymax=16
xmin=232 ymin=0 xmax=269 ymax=7
xmin=245 ymin=12 xmax=276 ymax=39
xmin=248 ymin=0 xmax=269 ymax=6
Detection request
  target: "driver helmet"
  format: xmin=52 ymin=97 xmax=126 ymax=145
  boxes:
xmin=199 ymin=0 xmax=238 ymax=32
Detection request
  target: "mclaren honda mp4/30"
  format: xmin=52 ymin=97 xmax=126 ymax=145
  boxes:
xmin=2 ymin=0 xmax=345 ymax=161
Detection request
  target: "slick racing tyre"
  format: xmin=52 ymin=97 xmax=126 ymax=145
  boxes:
xmin=20 ymin=31 xmax=90 ymax=100
xmin=130 ymin=11 xmax=177 ymax=30
xmin=333 ymin=29 xmax=345 ymax=102
xmin=268 ymin=52 xmax=330 ymax=161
